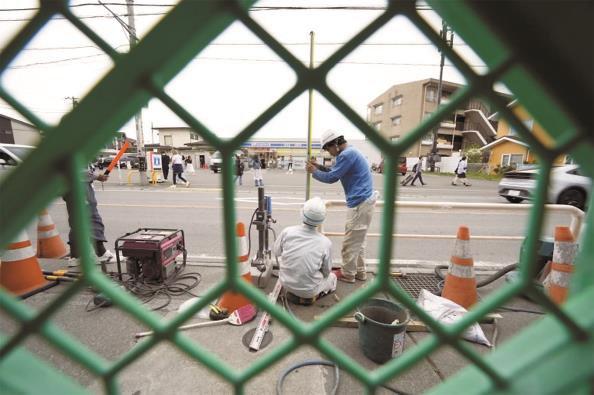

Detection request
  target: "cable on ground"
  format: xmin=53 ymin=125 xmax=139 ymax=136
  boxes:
xmin=434 ymin=263 xmax=518 ymax=288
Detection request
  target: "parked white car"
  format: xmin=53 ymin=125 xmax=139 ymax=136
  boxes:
xmin=498 ymin=165 xmax=591 ymax=210
xmin=0 ymin=143 xmax=34 ymax=181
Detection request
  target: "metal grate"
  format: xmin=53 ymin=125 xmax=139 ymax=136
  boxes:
xmin=393 ymin=274 xmax=442 ymax=301
xmin=0 ymin=1 xmax=592 ymax=394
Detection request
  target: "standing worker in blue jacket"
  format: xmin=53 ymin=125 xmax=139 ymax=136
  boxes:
xmin=306 ymin=130 xmax=378 ymax=283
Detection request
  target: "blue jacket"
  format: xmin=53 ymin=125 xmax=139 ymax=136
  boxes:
xmin=312 ymin=146 xmax=373 ymax=208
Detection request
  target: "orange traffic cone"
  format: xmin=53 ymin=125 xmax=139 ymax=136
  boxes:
xmin=216 ymin=222 xmax=253 ymax=313
xmin=545 ymin=226 xmax=577 ymax=304
xmin=441 ymin=226 xmax=478 ymax=309
xmin=1 ymin=231 xmax=56 ymax=297
xmin=36 ymin=209 xmax=68 ymax=258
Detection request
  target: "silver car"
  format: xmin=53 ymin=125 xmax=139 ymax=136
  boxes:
xmin=0 ymin=143 xmax=34 ymax=181
xmin=498 ymin=164 xmax=591 ymax=210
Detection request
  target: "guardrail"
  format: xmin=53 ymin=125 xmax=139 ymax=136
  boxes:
xmin=322 ymin=200 xmax=585 ymax=241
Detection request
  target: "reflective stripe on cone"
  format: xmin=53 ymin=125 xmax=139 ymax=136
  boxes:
xmin=441 ymin=226 xmax=478 ymax=309
xmin=216 ymin=222 xmax=253 ymax=313
xmin=36 ymin=210 xmax=68 ymax=258
xmin=1 ymin=231 xmax=50 ymax=296
xmin=546 ymin=226 xmax=577 ymax=304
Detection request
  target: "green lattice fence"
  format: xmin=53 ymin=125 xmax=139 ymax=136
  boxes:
xmin=1 ymin=1 xmax=593 ymax=394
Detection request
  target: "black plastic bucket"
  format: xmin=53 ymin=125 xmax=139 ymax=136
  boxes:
xmin=355 ymin=298 xmax=410 ymax=364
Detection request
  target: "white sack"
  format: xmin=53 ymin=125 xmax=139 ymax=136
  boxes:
xmin=416 ymin=289 xmax=492 ymax=347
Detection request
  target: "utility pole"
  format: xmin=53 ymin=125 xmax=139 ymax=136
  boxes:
xmin=126 ymin=0 xmax=147 ymax=185
xmin=65 ymin=96 xmax=79 ymax=108
xmin=305 ymin=31 xmax=315 ymax=201
xmin=429 ymin=20 xmax=454 ymax=172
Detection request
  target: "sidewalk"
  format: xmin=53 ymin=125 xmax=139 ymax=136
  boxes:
xmin=0 ymin=257 xmax=542 ymax=394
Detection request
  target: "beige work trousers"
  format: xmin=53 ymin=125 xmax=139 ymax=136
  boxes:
xmin=341 ymin=196 xmax=376 ymax=277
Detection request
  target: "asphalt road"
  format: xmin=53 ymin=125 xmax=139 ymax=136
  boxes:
xmin=42 ymin=168 xmax=574 ymax=266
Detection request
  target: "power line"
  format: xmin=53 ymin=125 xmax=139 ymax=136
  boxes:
xmin=7 ymin=52 xmax=486 ymax=69
xmin=20 ymin=42 xmax=468 ymax=52
xmin=1 ymin=4 xmax=432 ymax=12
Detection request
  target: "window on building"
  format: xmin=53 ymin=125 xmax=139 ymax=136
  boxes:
xmin=391 ymin=95 xmax=403 ymax=106
xmin=373 ymin=121 xmax=382 ymax=131
xmin=163 ymin=135 xmax=173 ymax=146
xmin=426 ymin=87 xmax=437 ymax=102
xmin=509 ymin=119 xmax=534 ymax=136
xmin=422 ymin=132 xmax=434 ymax=143
xmin=374 ymin=103 xmax=383 ymax=115
xmin=501 ymin=153 xmax=524 ymax=168
xmin=190 ymin=132 xmax=200 ymax=141
xmin=391 ymin=116 xmax=401 ymax=126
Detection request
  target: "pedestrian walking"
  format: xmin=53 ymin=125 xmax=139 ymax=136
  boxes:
xmin=306 ymin=129 xmax=378 ymax=283
xmin=185 ymin=155 xmax=195 ymax=174
xmin=161 ymin=152 xmax=171 ymax=180
xmin=234 ymin=154 xmax=244 ymax=186
xmin=452 ymin=156 xmax=471 ymax=186
xmin=287 ymin=155 xmax=294 ymax=174
xmin=410 ymin=156 xmax=427 ymax=186
xmin=199 ymin=155 xmax=206 ymax=169
xmin=252 ymin=155 xmax=264 ymax=187
xmin=171 ymin=150 xmax=189 ymax=188
xmin=63 ymin=164 xmax=114 ymax=266
xmin=273 ymin=197 xmax=336 ymax=305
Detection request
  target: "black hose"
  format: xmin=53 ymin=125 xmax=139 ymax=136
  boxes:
xmin=276 ymin=359 xmax=411 ymax=395
xmin=434 ymin=263 xmax=518 ymax=288
xmin=247 ymin=208 xmax=258 ymax=260
xmin=276 ymin=360 xmax=339 ymax=395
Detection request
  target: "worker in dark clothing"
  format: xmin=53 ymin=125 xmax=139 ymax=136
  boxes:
xmin=161 ymin=152 xmax=171 ymax=180
xmin=234 ymin=154 xmax=245 ymax=186
xmin=63 ymin=165 xmax=114 ymax=266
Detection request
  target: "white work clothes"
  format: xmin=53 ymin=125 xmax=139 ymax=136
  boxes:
xmin=341 ymin=191 xmax=378 ymax=277
xmin=172 ymin=154 xmax=184 ymax=165
xmin=273 ymin=224 xmax=334 ymax=298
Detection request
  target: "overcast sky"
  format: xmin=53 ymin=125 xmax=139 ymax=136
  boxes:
xmin=0 ymin=0 xmax=491 ymax=143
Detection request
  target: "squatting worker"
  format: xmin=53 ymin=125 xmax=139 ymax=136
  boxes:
xmin=306 ymin=130 xmax=378 ymax=283
xmin=273 ymin=197 xmax=337 ymax=305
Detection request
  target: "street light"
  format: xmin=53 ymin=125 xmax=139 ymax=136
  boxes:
xmin=429 ymin=20 xmax=454 ymax=172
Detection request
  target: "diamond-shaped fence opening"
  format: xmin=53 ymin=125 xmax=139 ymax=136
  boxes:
xmin=162 ymin=20 xmax=296 ymax=139
xmin=1 ymin=1 xmax=592 ymax=394
xmin=2 ymin=15 xmax=115 ymax=128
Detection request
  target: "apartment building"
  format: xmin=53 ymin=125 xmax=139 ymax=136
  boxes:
xmin=367 ymin=78 xmax=505 ymax=157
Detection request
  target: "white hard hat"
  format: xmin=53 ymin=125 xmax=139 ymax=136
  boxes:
xmin=320 ymin=129 xmax=343 ymax=149
xmin=301 ymin=197 xmax=326 ymax=226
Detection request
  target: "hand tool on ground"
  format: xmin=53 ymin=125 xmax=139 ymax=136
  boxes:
xmin=249 ymin=278 xmax=283 ymax=351
xmin=44 ymin=275 xmax=76 ymax=283
xmin=134 ymin=303 xmax=257 ymax=338
xmin=42 ymin=270 xmax=81 ymax=278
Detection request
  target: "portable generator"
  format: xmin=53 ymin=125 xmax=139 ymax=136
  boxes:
xmin=114 ymin=228 xmax=186 ymax=283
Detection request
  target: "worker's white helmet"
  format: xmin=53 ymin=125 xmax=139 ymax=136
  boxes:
xmin=301 ymin=197 xmax=326 ymax=226
xmin=320 ymin=129 xmax=343 ymax=149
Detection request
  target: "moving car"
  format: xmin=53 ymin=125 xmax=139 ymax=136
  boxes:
xmin=0 ymin=143 xmax=34 ymax=181
xmin=209 ymin=151 xmax=222 ymax=173
xmin=498 ymin=165 xmax=591 ymax=210
xmin=376 ymin=157 xmax=407 ymax=176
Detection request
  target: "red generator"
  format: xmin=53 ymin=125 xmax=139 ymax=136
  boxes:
xmin=115 ymin=228 xmax=186 ymax=283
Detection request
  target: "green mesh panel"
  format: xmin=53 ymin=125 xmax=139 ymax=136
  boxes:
xmin=1 ymin=1 xmax=592 ymax=394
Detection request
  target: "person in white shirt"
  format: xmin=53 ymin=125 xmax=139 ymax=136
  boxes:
xmin=273 ymin=197 xmax=337 ymax=305
xmin=452 ymin=156 xmax=471 ymax=186
xmin=171 ymin=150 xmax=189 ymax=188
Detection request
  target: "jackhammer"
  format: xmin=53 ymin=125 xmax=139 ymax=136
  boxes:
xmin=251 ymin=186 xmax=277 ymax=288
